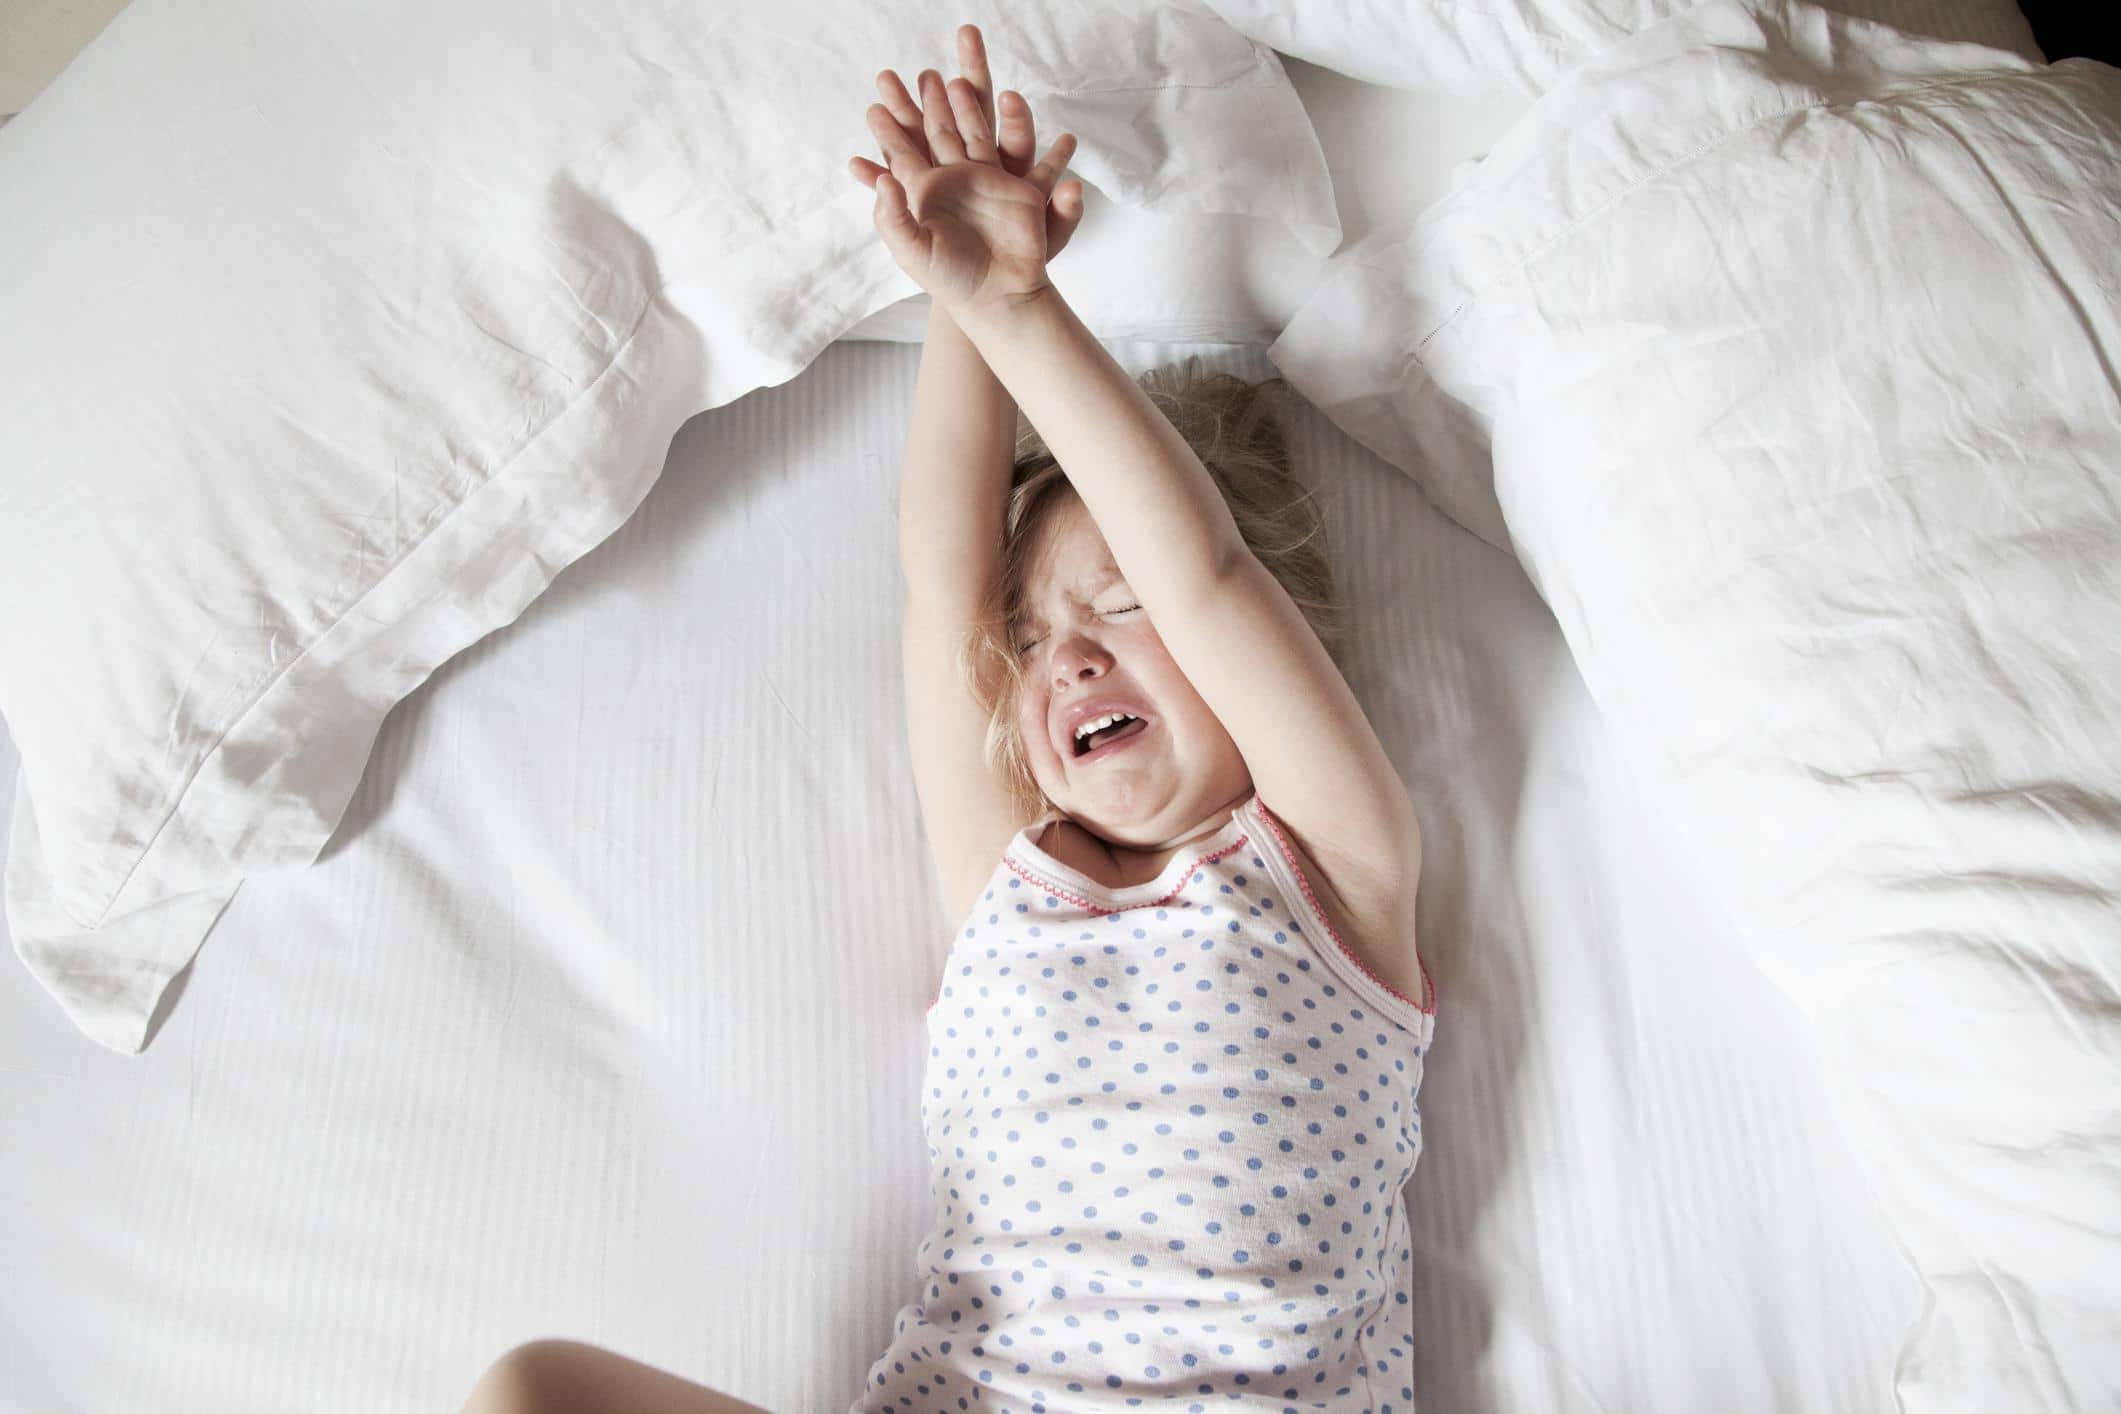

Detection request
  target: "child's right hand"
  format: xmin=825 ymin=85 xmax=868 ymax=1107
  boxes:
xmin=848 ymin=24 xmax=1086 ymax=315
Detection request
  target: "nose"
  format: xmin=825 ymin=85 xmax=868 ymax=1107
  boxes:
xmin=1050 ymin=631 xmax=1112 ymax=688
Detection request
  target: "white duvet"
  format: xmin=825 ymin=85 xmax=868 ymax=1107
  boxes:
xmin=1271 ymin=2 xmax=2121 ymax=1409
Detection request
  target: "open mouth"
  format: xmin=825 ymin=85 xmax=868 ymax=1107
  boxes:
xmin=1071 ymin=713 xmax=1150 ymax=760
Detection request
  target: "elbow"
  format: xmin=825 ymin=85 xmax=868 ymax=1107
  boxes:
xmin=1157 ymin=539 xmax=1253 ymax=625
xmin=1202 ymin=536 xmax=1254 ymax=592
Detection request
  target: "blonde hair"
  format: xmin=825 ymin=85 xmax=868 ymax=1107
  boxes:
xmin=959 ymin=356 xmax=1346 ymax=824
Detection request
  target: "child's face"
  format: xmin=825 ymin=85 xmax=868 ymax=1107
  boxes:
xmin=1011 ymin=493 xmax=1251 ymax=844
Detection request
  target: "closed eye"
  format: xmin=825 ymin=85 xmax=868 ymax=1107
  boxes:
xmin=1013 ymin=604 xmax=1139 ymax=656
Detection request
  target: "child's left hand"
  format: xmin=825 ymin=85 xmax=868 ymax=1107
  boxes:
xmin=848 ymin=25 xmax=1085 ymax=318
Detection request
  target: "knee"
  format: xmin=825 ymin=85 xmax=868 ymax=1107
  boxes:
xmin=460 ymin=1339 xmax=590 ymax=1414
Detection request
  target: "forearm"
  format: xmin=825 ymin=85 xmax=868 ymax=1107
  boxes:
xmin=954 ymin=286 xmax=1246 ymax=614
xmin=896 ymin=299 xmax=1020 ymax=608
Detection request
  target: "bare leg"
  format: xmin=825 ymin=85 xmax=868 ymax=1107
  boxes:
xmin=459 ymin=1339 xmax=774 ymax=1414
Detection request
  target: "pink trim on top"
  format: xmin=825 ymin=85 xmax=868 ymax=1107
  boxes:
xmin=926 ymin=799 xmax=1441 ymax=1019
xmin=1005 ymin=826 xmax=1251 ymax=919
xmin=925 ymin=817 xmax=1254 ymax=1014
xmin=1001 ymin=854 xmax=1105 ymax=915
xmin=1250 ymin=796 xmax=1436 ymax=1017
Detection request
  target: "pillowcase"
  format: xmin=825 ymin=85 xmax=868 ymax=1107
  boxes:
xmin=0 ymin=0 xmax=1338 ymax=1055
xmin=1195 ymin=0 xmax=2040 ymax=96
xmin=1272 ymin=1 xmax=2121 ymax=1408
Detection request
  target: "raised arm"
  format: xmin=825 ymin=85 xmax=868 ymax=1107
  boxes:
xmin=895 ymin=297 xmax=1033 ymax=927
xmin=951 ymin=288 xmax=1247 ymax=610
xmin=896 ymin=298 xmax=1015 ymax=610
xmin=860 ymin=29 xmax=1089 ymax=927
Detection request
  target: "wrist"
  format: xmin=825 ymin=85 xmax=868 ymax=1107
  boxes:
xmin=949 ymin=281 xmax=1062 ymax=343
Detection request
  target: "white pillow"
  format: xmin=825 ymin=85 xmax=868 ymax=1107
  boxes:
xmin=1196 ymin=0 xmax=2040 ymax=96
xmin=0 ymin=0 xmax=1338 ymax=1055
xmin=1273 ymin=2 xmax=2121 ymax=1408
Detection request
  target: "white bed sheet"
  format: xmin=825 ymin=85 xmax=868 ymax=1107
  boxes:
xmin=0 ymin=332 xmax=1922 ymax=1411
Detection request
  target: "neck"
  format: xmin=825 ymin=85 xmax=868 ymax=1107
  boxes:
xmin=1100 ymin=788 xmax=1253 ymax=880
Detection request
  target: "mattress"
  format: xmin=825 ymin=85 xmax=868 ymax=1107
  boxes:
xmin=0 ymin=61 xmax=1922 ymax=1414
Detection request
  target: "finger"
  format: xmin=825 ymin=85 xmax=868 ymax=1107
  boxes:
xmin=956 ymin=24 xmax=997 ymax=140
xmin=1025 ymin=131 xmax=1077 ymax=199
xmin=947 ymin=76 xmax=996 ymax=164
xmin=872 ymin=172 xmax=929 ymax=266
xmin=919 ymin=69 xmax=966 ymax=165
xmin=866 ymin=103 xmax=931 ymax=179
xmin=849 ymin=155 xmax=885 ymax=188
xmin=874 ymin=70 xmax=932 ymax=163
xmin=995 ymin=90 xmax=1034 ymax=178
xmin=1045 ymin=179 xmax=1085 ymax=258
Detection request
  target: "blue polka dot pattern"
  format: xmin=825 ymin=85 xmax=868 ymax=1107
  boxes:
xmin=852 ymin=793 xmax=1438 ymax=1412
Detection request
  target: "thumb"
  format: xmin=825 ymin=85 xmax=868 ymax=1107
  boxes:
xmin=873 ymin=173 xmax=929 ymax=270
xmin=1045 ymin=179 xmax=1085 ymax=259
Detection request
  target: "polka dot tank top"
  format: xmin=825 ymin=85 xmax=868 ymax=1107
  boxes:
xmin=853 ymin=790 xmax=1439 ymax=1413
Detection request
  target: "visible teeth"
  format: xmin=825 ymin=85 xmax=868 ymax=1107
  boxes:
xmin=1074 ymin=711 xmax=1138 ymax=742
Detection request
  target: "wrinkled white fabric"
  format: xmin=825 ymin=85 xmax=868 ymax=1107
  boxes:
xmin=1195 ymin=0 xmax=2037 ymax=98
xmin=1271 ymin=2 xmax=2121 ymax=1409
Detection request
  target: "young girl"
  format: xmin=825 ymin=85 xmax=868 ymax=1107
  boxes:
xmin=855 ymin=22 xmax=1436 ymax=1412
xmin=458 ymin=24 xmax=1433 ymax=1414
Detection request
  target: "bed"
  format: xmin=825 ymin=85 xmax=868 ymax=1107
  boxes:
xmin=0 ymin=61 xmax=1921 ymax=1414
xmin=2 ymin=3 xmax=2114 ymax=1411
